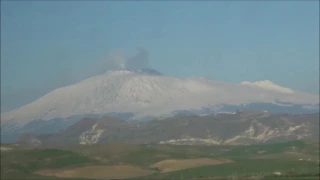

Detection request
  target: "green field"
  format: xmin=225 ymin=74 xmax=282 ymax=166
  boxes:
xmin=1 ymin=140 xmax=319 ymax=180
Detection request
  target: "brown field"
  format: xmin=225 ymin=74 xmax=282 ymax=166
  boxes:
xmin=35 ymin=165 xmax=155 ymax=179
xmin=150 ymin=158 xmax=234 ymax=173
xmin=155 ymin=154 xmax=170 ymax=158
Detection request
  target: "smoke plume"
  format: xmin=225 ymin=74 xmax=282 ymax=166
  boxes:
xmin=125 ymin=48 xmax=150 ymax=69
xmin=97 ymin=47 xmax=150 ymax=73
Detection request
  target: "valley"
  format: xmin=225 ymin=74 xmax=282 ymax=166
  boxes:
xmin=1 ymin=140 xmax=319 ymax=180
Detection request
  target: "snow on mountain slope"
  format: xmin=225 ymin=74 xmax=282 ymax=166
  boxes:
xmin=1 ymin=70 xmax=319 ymax=127
xmin=241 ymin=80 xmax=294 ymax=93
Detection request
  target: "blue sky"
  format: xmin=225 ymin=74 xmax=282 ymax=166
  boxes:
xmin=1 ymin=1 xmax=319 ymax=111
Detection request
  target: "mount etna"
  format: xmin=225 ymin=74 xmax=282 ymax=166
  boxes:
xmin=1 ymin=69 xmax=319 ymax=143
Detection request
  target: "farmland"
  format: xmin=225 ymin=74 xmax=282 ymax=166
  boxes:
xmin=1 ymin=140 xmax=319 ymax=180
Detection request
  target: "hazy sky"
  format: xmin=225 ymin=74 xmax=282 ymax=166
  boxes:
xmin=1 ymin=1 xmax=319 ymax=112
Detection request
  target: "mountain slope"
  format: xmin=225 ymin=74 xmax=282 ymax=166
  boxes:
xmin=17 ymin=112 xmax=319 ymax=147
xmin=1 ymin=70 xmax=319 ymax=128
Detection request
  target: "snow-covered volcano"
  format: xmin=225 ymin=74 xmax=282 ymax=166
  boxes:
xmin=1 ymin=69 xmax=319 ymax=127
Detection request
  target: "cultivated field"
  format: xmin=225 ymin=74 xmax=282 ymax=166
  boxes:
xmin=1 ymin=140 xmax=319 ymax=180
xmin=36 ymin=165 xmax=154 ymax=179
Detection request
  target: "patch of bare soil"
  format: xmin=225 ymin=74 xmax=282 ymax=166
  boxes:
xmin=35 ymin=165 xmax=154 ymax=179
xmin=150 ymin=158 xmax=234 ymax=173
xmin=155 ymin=154 xmax=170 ymax=158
